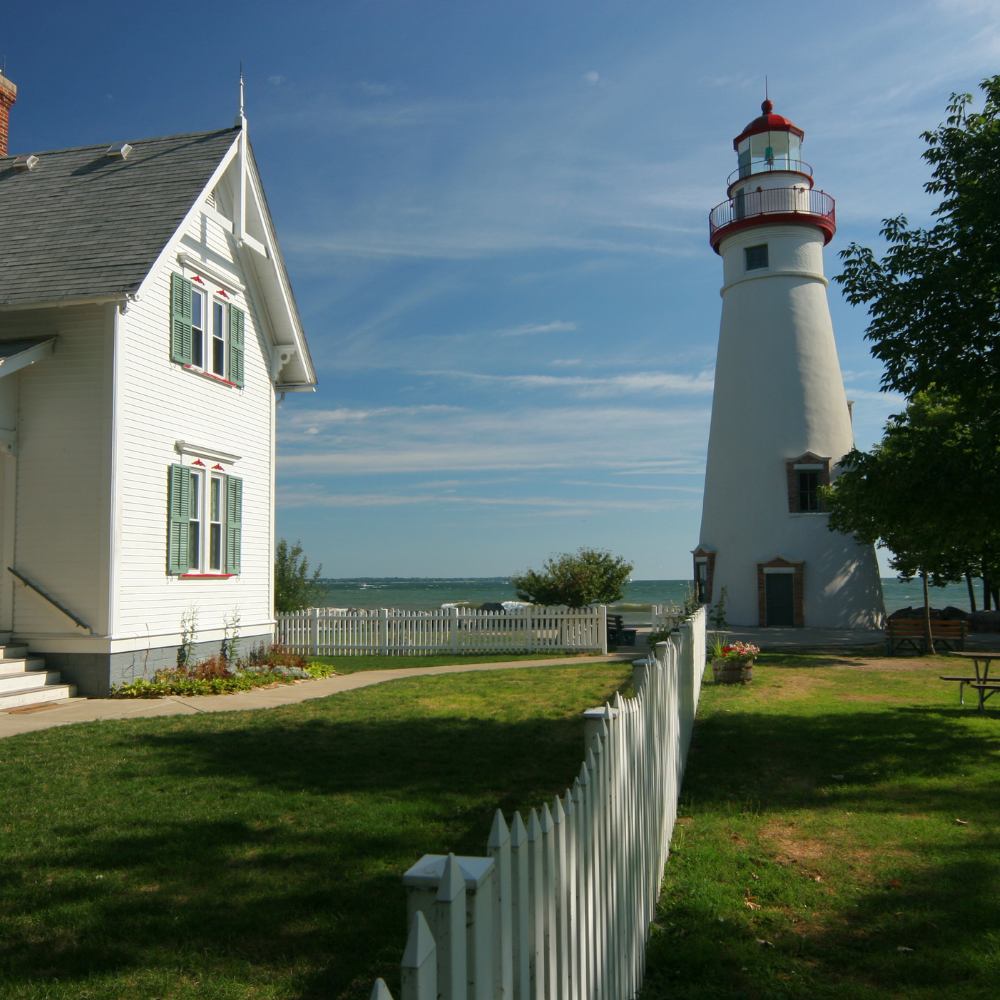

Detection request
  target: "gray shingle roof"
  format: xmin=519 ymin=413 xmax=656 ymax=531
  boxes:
xmin=0 ymin=129 xmax=238 ymax=307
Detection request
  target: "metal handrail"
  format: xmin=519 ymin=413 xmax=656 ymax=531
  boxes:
xmin=709 ymin=187 xmax=835 ymax=239
xmin=7 ymin=567 xmax=92 ymax=633
xmin=727 ymin=158 xmax=812 ymax=187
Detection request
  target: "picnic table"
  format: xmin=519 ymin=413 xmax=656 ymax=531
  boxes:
xmin=940 ymin=651 xmax=1000 ymax=710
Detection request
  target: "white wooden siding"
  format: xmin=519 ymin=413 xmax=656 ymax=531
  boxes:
xmin=112 ymin=196 xmax=275 ymax=647
xmin=0 ymin=304 xmax=114 ymax=637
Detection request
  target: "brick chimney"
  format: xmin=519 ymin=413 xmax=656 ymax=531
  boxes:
xmin=0 ymin=71 xmax=17 ymax=156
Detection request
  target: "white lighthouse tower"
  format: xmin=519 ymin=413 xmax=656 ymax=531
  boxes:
xmin=695 ymin=101 xmax=883 ymax=629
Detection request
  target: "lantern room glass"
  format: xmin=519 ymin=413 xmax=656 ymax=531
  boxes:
xmin=737 ymin=130 xmax=802 ymax=178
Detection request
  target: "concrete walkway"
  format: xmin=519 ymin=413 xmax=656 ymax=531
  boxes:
xmin=0 ymin=653 xmax=638 ymax=740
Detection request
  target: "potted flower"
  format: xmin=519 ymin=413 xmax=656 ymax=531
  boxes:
xmin=708 ymin=637 xmax=759 ymax=684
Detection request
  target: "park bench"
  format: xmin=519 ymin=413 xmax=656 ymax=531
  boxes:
xmin=607 ymin=614 xmax=637 ymax=648
xmin=885 ymin=618 xmax=967 ymax=656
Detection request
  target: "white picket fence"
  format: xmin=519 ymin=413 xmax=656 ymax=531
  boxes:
xmin=371 ymin=607 xmax=707 ymax=1000
xmin=650 ymin=603 xmax=684 ymax=634
xmin=276 ymin=606 xmax=609 ymax=656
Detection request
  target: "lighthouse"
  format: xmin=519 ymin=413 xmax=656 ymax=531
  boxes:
xmin=695 ymin=101 xmax=883 ymax=629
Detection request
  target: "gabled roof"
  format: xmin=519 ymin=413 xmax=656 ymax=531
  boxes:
xmin=0 ymin=129 xmax=238 ymax=307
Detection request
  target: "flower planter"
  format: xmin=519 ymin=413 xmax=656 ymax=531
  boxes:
xmin=712 ymin=658 xmax=754 ymax=684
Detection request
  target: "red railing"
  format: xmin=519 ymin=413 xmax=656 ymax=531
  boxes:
xmin=709 ymin=187 xmax=835 ymax=243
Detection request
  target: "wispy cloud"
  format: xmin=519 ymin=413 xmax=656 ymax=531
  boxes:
xmin=277 ymin=487 xmax=692 ymax=514
xmin=420 ymin=369 xmax=715 ymax=396
xmin=495 ymin=320 xmax=577 ymax=337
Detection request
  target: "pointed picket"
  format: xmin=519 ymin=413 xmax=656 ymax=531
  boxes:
xmin=488 ymin=809 xmax=513 ymax=1000
xmin=540 ymin=802 xmax=558 ymax=1000
xmin=510 ymin=811 xmax=531 ymax=1000
xmin=526 ymin=808 xmax=545 ymax=1000
xmin=401 ymin=911 xmax=437 ymax=1000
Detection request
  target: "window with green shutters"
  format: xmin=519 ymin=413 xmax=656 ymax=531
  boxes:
xmin=168 ymin=464 xmax=243 ymax=576
xmin=170 ymin=273 xmax=193 ymax=365
xmin=167 ymin=464 xmax=192 ymax=574
xmin=229 ymin=305 xmax=245 ymax=387
xmin=171 ymin=272 xmax=246 ymax=387
xmin=226 ymin=476 xmax=243 ymax=574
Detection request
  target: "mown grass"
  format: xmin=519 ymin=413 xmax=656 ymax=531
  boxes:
xmin=643 ymin=650 xmax=1000 ymax=1000
xmin=0 ymin=662 xmax=630 ymax=999
xmin=308 ymin=649 xmax=618 ymax=675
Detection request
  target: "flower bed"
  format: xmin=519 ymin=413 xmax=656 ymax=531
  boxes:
xmin=111 ymin=645 xmax=331 ymax=698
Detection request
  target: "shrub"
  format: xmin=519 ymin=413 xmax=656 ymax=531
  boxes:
xmin=511 ymin=548 xmax=634 ymax=608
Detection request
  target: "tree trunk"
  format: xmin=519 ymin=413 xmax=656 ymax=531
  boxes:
xmin=922 ymin=571 xmax=933 ymax=655
xmin=984 ymin=558 xmax=992 ymax=611
xmin=966 ymin=572 xmax=977 ymax=613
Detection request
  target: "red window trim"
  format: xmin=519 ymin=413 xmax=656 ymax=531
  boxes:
xmin=181 ymin=573 xmax=236 ymax=579
xmin=182 ymin=365 xmax=239 ymax=388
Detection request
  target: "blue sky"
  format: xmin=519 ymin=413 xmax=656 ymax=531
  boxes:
xmin=5 ymin=1 xmax=998 ymax=577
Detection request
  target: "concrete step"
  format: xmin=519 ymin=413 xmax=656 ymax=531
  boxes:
xmin=0 ymin=645 xmax=29 ymax=659
xmin=0 ymin=658 xmax=49 ymax=676
xmin=0 ymin=670 xmax=66 ymax=695
xmin=0 ymin=683 xmax=77 ymax=711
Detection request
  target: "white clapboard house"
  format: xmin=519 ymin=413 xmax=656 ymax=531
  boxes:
xmin=0 ymin=73 xmax=315 ymax=701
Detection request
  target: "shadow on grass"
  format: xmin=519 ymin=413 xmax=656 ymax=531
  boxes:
xmin=0 ymin=687 xmax=630 ymax=1000
xmin=643 ymin=704 xmax=1000 ymax=999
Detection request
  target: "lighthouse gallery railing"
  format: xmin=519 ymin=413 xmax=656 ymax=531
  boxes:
xmin=709 ymin=187 xmax=835 ymax=239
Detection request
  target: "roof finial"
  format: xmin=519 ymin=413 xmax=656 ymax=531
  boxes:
xmin=762 ymin=76 xmax=772 ymax=115
xmin=235 ymin=60 xmax=247 ymax=130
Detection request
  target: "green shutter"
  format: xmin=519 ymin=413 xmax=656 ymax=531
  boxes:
xmin=170 ymin=273 xmax=193 ymax=365
xmin=167 ymin=464 xmax=192 ymax=575
xmin=225 ymin=475 xmax=243 ymax=574
xmin=229 ymin=306 xmax=245 ymax=387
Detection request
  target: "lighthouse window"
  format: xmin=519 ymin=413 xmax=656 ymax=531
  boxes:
xmin=745 ymin=244 xmax=769 ymax=270
xmin=797 ymin=472 xmax=820 ymax=512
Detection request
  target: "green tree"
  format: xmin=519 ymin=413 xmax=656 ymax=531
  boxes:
xmin=511 ymin=548 xmax=634 ymax=608
xmin=836 ymin=77 xmax=1000 ymax=409
xmin=823 ymin=392 xmax=1000 ymax=645
xmin=274 ymin=539 xmax=325 ymax=613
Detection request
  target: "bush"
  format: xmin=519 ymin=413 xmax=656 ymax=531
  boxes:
xmin=511 ymin=548 xmax=634 ymax=608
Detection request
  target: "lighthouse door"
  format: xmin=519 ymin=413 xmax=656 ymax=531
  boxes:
xmin=765 ymin=574 xmax=795 ymax=627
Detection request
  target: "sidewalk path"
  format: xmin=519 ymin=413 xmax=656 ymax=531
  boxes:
xmin=0 ymin=652 xmax=640 ymax=740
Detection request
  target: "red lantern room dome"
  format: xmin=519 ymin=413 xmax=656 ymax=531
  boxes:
xmin=733 ymin=99 xmax=804 ymax=149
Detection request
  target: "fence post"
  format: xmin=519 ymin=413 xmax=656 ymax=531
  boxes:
xmin=309 ymin=607 xmax=320 ymax=656
xmin=400 ymin=911 xmax=437 ymax=1000
xmin=599 ymin=605 xmax=608 ymax=655
xmin=488 ymin=810 xmax=513 ymax=1000
xmin=451 ymin=605 xmax=460 ymax=654
xmin=380 ymin=607 xmax=389 ymax=655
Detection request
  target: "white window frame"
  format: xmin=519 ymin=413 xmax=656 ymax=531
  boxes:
xmin=185 ymin=460 xmax=230 ymax=575
xmin=189 ymin=284 xmax=229 ymax=380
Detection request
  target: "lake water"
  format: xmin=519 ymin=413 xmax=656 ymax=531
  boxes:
xmin=315 ymin=577 xmax=977 ymax=624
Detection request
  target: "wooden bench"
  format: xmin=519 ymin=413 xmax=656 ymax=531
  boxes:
xmin=606 ymin=614 xmax=637 ymax=647
xmin=886 ymin=618 xmax=967 ymax=655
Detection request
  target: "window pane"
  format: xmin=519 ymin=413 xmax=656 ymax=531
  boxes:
xmin=798 ymin=471 xmax=819 ymax=512
xmin=189 ymin=473 xmax=201 ymax=569
xmin=210 ymin=523 xmax=221 ymax=570
xmin=213 ymin=301 xmax=226 ymax=376
xmin=192 ymin=291 xmax=204 ymax=368
xmin=210 ymin=477 xmax=220 ymax=521
xmin=189 ymin=521 xmax=200 ymax=569
xmin=745 ymin=244 xmax=769 ymax=270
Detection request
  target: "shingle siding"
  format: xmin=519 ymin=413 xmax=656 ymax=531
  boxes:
xmin=0 ymin=130 xmax=238 ymax=306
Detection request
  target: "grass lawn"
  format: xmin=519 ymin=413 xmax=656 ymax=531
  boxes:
xmin=0 ymin=662 xmax=630 ymax=1000
xmin=643 ymin=650 xmax=1000 ymax=1000
xmin=308 ymin=650 xmax=623 ymax=675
